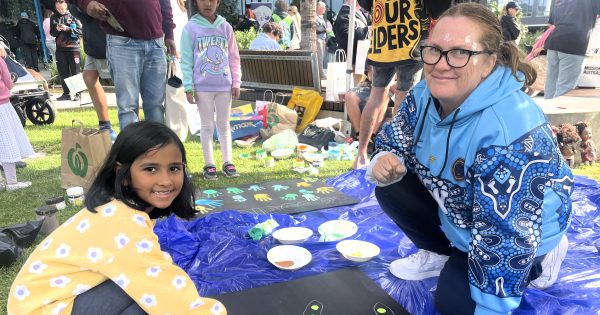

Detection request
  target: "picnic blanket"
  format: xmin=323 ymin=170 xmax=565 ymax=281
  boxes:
xmin=155 ymin=170 xmax=600 ymax=315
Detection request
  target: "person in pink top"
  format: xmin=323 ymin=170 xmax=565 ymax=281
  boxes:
xmin=181 ymin=0 xmax=242 ymax=180
xmin=0 ymin=52 xmax=35 ymax=192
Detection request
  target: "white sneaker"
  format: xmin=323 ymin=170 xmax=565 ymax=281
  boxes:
xmin=6 ymin=181 xmax=32 ymax=192
xmin=389 ymin=249 xmax=449 ymax=280
xmin=529 ymin=234 xmax=569 ymax=290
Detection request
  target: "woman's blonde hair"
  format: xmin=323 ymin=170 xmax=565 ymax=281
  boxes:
xmin=439 ymin=3 xmax=536 ymax=86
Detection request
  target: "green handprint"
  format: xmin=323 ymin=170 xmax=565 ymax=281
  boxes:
xmin=202 ymin=189 xmax=221 ymax=198
xmin=302 ymin=177 xmax=319 ymax=183
xmin=282 ymin=193 xmax=298 ymax=201
xmin=227 ymin=187 xmax=244 ymax=194
xmin=272 ymin=184 xmax=289 ymax=191
xmin=232 ymin=195 xmax=246 ymax=202
xmin=302 ymin=193 xmax=319 ymax=201
xmin=248 ymin=185 xmax=264 ymax=191
xmin=298 ymin=189 xmax=313 ymax=195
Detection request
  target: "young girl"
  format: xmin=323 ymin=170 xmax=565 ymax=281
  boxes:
xmin=0 ymin=53 xmax=34 ymax=192
xmin=8 ymin=122 xmax=226 ymax=315
xmin=181 ymin=0 xmax=242 ymax=180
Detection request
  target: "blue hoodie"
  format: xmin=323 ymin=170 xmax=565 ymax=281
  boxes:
xmin=374 ymin=66 xmax=573 ymax=315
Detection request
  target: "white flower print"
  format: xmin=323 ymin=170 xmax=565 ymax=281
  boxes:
xmin=101 ymin=204 xmax=117 ymax=217
xmin=163 ymin=251 xmax=172 ymax=262
xmin=107 ymin=257 xmax=115 ymax=264
xmin=190 ymin=297 xmax=205 ymax=309
xmin=86 ymin=247 xmax=103 ymax=263
xmin=40 ymin=237 xmax=53 ymax=251
xmin=51 ymin=302 xmax=68 ymax=315
xmin=76 ymin=219 xmax=91 ymax=233
xmin=172 ymin=275 xmax=187 ymax=290
xmin=55 ymin=243 xmax=71 ymax=258
xmin=28 ymin=260 xmax=48 ymax=275
xmin=49 ymin=275 xmax=71 ymax=288
xmin=13 ymin=285 xmax=29 ymax=301
xmin=113 ymin=273 xmax=130 ymax=289
xmin=132 ymin=214 xmax=147 ymax=227
xmin=135 ymin=239 xmax=153 ymax=254
xmin=140 ymin=294 xmax=157 ymax=308
xmin=73 ymin=284 xmax=92 ymax=295
xmin=146 ymin=266 xmax=162 ymax=278
xmin=211 ymin=302 xmax=226 ymax=315
xmin=114 ymin=233 xmax=130 ymax=249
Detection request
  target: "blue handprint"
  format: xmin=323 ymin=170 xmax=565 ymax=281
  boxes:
xmin=202 ymin=189 xmax=221 ymax=198
xmin=195 ymin=199 xmax=223 ymax=208
xmin=232 ymin=195 xmax=246 ymax=203
xmin=299 ymin=189 xmax=313 ymax=195
xmin=272 ymin=184 xmax=289 ymax=191
xmin=248 ymin=185 xmax=265 ymax=191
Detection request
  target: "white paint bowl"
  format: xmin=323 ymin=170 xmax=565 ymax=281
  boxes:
xmin=336 ymin=240 xmax=381 ymax=262
xmin=267 ymin=245 xmax=312 ymax=271
xmin=272 ymin=227 xmax=313 ymax=244
xmin=318 ymin=220 xmax=358 ymax=242
xmin=271 ymin=148 xmax=294 ymax=160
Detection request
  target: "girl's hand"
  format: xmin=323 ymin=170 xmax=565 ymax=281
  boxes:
xmin=371 ymin=153 xmax=406 ymax=185
xmin=186 ymin=92 xmax=195 ymax=104
xmin=232 ymin=87 xmax=240 ymax=100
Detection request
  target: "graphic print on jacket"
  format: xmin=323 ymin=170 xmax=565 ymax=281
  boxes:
xmin=197 ymin=36 xmax=229 ymax=77
xmin=373 ymin=65 xmax=573 ymax=312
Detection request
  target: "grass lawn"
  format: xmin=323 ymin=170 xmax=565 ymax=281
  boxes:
xmin=1 ymin=107 xmax=598 ymax=311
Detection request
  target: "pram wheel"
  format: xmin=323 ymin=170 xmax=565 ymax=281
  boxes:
xmin=14 ymin=105 xmax=27 ymax=127
xmin=26 ymin=99 xmax=57 ymax=125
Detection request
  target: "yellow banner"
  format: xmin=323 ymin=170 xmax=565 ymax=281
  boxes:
xmin=368 ymin=0 xmax=423 ymax=65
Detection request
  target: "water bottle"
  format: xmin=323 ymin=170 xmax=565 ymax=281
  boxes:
xmin=69 ymin=22 xmax=78 ymax=40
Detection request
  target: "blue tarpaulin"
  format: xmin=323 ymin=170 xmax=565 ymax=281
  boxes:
xmin=155 ymin=170 xmax=600 ymax=314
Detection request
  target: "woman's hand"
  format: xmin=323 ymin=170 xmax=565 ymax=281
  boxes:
xmin=186 ymin=92 xmax=195 ymax=104
xmin=371 ymin=153 xmax=407 ymax=185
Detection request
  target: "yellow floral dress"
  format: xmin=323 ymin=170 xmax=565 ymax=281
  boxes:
xmin=7 ymin=199 xmax=226 ymax=315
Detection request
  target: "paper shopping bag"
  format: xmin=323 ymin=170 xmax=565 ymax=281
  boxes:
xmin=287 ymin=87 xmax=323 ymax=133
xmin=267 ymin=102 xmax=297 ymax=135
xmin=325 ymin=50 xmax=351 ymax=101
xmin=354 ymin=39 xmax=370 ymax=75
xmin=165 ymin=61 xmax=193 ymax=142
xmin=60 ymin=121 xmax=112 ymax=190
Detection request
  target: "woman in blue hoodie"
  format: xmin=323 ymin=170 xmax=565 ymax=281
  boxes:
xmin=366 ymin=3 xmax=572 ymax=315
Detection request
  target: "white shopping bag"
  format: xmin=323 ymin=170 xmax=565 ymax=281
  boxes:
xmin=325 ymin=49 xmax=351 ymax=102
xmin=354 ymin=39 xmax=370 ymax=75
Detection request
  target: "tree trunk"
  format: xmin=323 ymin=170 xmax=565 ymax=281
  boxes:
xmin=299 ymin=0 xmax=317 ymax=52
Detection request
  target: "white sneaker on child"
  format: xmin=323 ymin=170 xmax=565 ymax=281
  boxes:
xmin=6 ymin=181 xmax=32 ymax=192
xmin=390 ymin=249 xmax=449 ymax=280
xmin=528 ymin=234 xmax=569 ymax=290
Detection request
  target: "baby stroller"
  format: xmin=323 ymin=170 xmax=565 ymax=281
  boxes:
xmin=1 ymin=34 xmax=56 ymax=126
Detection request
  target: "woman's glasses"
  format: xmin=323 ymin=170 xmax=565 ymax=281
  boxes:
xmin=420 ymin=45 xmax=492 ymax=68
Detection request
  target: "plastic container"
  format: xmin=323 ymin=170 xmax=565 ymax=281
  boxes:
xmin=297 ymin=144 xmax=308 ymax=159
xmin=35 ymin=205 xmax=59 ymax=235
xmin=264 ymin=156 xmax=275 ymax=168
xmin=255 ymin=149 xmax=267 ymax=160
xmin=66 ymin=186 xmax=85 ymax=207
xmin=292 ymin=158 xmax=305 ymax=169
xmin=46 ymin=196 xmax=66 ymax=210
xmin=328 ymin=149 xmax=341 ymax=161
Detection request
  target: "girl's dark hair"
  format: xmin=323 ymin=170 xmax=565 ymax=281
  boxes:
xmin=439 ymin=3 xmax=536 ymax=86
xmin=85 ymin=121 xmax=196 ymax=219
xmin=262 ymin=22 xmax=282 ymax=37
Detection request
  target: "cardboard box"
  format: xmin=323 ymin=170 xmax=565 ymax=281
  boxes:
xmin=214 ymin=114 xmax=264 ymax=140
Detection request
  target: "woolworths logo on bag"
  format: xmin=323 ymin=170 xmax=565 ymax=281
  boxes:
xmin=68 ymin=143 xmax=88 ymax=178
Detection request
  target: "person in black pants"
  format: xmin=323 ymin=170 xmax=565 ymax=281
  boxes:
xmin=14 ymin=12 xmax=40 ymax=71
xmin=50 ymin=0 xmax=82 ymax=101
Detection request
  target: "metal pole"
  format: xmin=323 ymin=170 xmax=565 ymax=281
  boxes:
xmin=344 ymin=0 xmax=356 ymax=121
xmin=33 ymin=0 xmax=49 ymax=63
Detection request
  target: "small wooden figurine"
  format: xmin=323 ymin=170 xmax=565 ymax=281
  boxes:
xmin=575 ymin=121 xmax=597 ymax=166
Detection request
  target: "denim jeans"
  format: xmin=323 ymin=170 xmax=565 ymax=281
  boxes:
xmin=544 ymin=50 xmax=585 ymax=99
xmin=107 ymin=35 xmax=167 ymax=129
